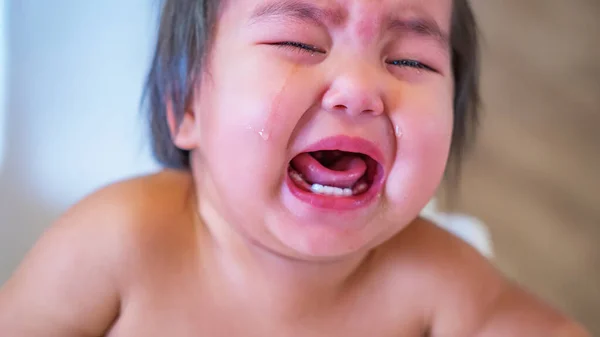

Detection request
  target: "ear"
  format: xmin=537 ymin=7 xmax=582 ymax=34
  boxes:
xmin=166 ymin=102 xmax=200 ymax=150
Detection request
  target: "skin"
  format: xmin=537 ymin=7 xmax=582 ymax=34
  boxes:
xmin=0 ymin=0 xmax=590 ymax=336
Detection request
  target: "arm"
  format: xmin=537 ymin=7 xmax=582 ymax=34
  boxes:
xmin=0 ymin=189 xmax=126 ymax=336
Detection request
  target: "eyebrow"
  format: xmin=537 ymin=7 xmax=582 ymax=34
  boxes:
xmin=249 ymin=0 xmax=449 ymax=51
xmin=386 ymin=16 xmax=450 ymax=52
xmin=249 ymin=0 xmax=345 ymax=26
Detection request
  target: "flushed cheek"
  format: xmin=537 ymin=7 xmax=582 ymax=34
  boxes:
xmin=385 ymin=106 xmax=453 ymax=208
xmin=201 ymin=104 xmax=285 ymax=198
xmin=198 ymin=64 xmax=314 ymax=201
xmin=211 ymin=56 xmax=313 ymax=145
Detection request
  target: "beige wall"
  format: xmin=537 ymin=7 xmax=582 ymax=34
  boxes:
xmin=451 ymin=0 xmax=600 ymax=334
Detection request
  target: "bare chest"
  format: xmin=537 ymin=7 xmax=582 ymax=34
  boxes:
xmin=106 ymin=286 xmax=427 ymax=337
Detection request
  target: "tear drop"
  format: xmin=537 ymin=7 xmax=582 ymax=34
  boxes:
xmin=394 ymin=125 xmax=403 ymax=138
xmin=258 ymin=128 xmax=271 ymax=141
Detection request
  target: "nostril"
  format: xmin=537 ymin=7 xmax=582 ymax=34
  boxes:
xmin=322 ymin=89 xmax=384 ymax=116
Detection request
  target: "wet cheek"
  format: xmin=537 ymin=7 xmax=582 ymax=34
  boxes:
xmin=385 ymin=106 xmax=453 ymax=205
xmin=200 ymin=61 xmax=310 ymax=199
xmin=213 ymin=54 xmax=303 ymax=138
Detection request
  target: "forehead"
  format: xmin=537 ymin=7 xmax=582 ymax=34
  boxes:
xmin=229 ymin=0 xmax=453 ymax=32
xmin=222 ymin=0 xmax=453 ymax=51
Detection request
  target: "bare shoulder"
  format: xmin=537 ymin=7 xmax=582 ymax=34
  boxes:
xmin=381 ymin=218 xmax=589 ymax=336
xmin=0 ymin=170 xmax=195 ymax=337
xmin=41 ymin=169 xmax=197 ymax=268
xmin=39 ymin=169 xmax=199 ymax=279
xmin=79 ymin=169 xmax=196 ymax=221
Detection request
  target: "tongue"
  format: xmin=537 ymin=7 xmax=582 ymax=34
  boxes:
xmin=291 ymin=152 xmax=367 ymax=188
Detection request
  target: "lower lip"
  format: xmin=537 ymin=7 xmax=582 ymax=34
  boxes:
xmin=285 ymin=167 xmax=384 ymax=211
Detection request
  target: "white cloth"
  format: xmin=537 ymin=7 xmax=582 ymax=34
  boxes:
xmin=420 ymin=200 xmax=494 ymax=258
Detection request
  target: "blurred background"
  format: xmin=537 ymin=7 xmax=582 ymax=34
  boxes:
xmin=0 ymin=0 xmax=160 ymax=290
xmin=0 ymin=0 xmax=598 ymax=334
xmin=449 ymin=0 xmax=600 ymax=334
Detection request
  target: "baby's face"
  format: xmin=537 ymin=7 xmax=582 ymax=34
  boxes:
xmin=188 ymin=0 xmax=453 ymax=259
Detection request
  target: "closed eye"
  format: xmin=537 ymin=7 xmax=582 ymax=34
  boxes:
xmin=270 ymin=41 xmax=326 ymax=55
xmin=387 ymin=59 xmax=435 ymax=72
xmin=270 ymin=43 xmax=436 ymax=73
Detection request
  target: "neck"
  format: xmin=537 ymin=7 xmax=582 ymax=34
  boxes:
xmin=193 ymin=188 xmax=373 ymax=318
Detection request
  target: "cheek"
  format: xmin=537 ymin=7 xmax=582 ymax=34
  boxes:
xmin=385 ymin=87 xmax=453 ymax=205
xmin=406 ymin=116 xmax=452 ymax=179
xmin=195 ymin=52 xmax=311 ymax=203
xmin=202 ymin=48 xmax=306 ymax=138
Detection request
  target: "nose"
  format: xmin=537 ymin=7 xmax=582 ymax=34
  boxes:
xmin=321 ymin=62 xmax=385 ymax=117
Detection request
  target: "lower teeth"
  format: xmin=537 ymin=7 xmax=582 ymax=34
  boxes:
xmin=290 ymin=169 xmax=369 ymax=197
xmin=311 ymin=184 xmax=353 ymax=196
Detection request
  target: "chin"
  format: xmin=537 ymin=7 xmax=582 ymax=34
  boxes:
xmin=257 ymin=203 xmax=399 ymax=259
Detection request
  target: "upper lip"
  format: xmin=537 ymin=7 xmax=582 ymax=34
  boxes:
xmin=296 ymin=136 xmax=385 ymax=165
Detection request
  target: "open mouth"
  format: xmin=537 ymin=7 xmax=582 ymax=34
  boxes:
xmin=285 ymin=139 xmax=385 ymax=210
xmin=289 ymin=150 xmax=379 ymax=197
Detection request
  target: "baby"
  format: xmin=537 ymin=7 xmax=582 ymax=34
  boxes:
xmin=0 ymin=0 xmax=590 ymax=336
